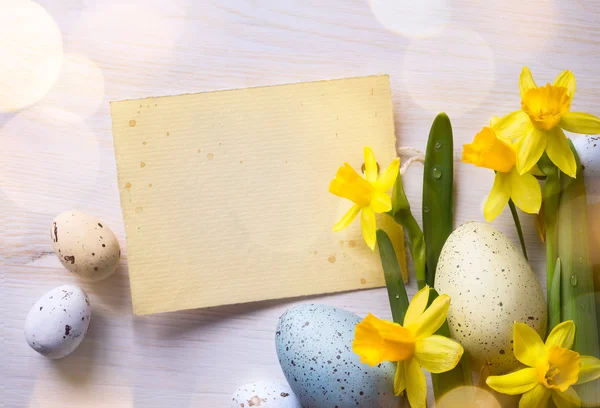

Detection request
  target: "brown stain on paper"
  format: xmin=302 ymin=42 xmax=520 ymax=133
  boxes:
xmin=129 ymin=120 xmax=136 ymax=127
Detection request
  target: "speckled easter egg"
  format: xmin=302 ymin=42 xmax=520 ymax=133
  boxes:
xmin=275 ymin=304 xmax=400 ymax=408
xmin=435 ymin=222 xmax=546 ymax=374
xmin=24 ymin=285 xmax=91 ymax=359
xmin=230 ymin=381 xmax=301 ymax=408
xmin=51 ymin=210 xmax=120 ymax=281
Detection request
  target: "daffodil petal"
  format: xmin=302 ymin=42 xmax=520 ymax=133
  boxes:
xmin=559 ymin=112 xmax=600 ymax=135
xmin=373 ymin=158 xmax=400 ymax=192
xmin=513 ymin=322 xmax=545 ymax=367
xmin=509 ymin=169 xmax=542 ymax=215
xmin=546 ymin=127 xmax=576 ymax=178
xmin=515 ymin=127 xmax=547 ymax=175
xmin=364 ymin=146 xmax=378 ymax=183
xmin=576 ymin=355 xmax=600 ymax=385
xmin=352 ymin=314 xmax=415 ymax=366
xmin=406 ymin=294 xmax=450 ymax=339
xmin=370 ymin=192 xmax=392 ymax=213
xmin=394 ymin=361 xmax=406 ymax=396
xmin=519 ymin=67 xmax=538 ymax=99
xmin=403 ymin=286 xmax=430 ymax=326
xmin=545 ymin=320 xmax=575 ymax=350
xmin=493 ymin=110 xmax=532 ymax=141
xmin=405 ymin=358 xmax=427 ymax=408
xmin=414 ymin=335 xmax=464 ymax=374
xmin=552 ymin=387 xmax=580 ymax=408
xmin=333 ymin=204 xmax=361 ymax=232
xmin=486 ymin=368 xmax=539 ymax=395
xmin=519 ymin=384 xmax=551 ymax=408
xmin=553 ymin=70 xmax=576 ymax=99
xmin=484 ymin=172 xmax=511 ymax=222
xmin=360 ymin=207 xmax=376 ymax=251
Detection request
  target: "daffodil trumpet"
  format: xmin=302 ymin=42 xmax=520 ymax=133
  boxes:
xmin=486 ymin=321 xmax=600 ymax=408
xmin=352 ymin=286 xmax=464 ymax=408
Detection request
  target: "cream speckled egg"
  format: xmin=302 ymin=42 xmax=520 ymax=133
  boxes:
xmin=230 ymin=381 xmax=301 ymax=408
xmin=51 ymin=210 xmax=120 ymax=281
xmin=435 ymin=222 xmax=546 ymax=374
xmin=24 ymin=285 xmax=91 ymax=359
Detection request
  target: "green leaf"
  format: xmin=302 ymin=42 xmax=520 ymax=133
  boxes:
xmin=376 ymin=229 xmax=409 ymax=325
xmin=559 ymin=140 xmax=600 ymax=406
xmin=423 ymin=113 xmax=454 ymax=287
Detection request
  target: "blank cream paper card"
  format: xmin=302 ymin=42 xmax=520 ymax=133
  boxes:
xmin=111 ymin=75 xmax=399 ymax=315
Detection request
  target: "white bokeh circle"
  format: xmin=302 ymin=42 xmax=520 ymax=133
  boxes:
xmin=39 ymin=54 xmax=105 ymax=119
xmin=437 ymin=386 xmax=501 ymax=408
xmin=401 ymin=26 xmax=496 ymax=117
xmin=369 ymin=0 xmax=450 ymax=38
xmin=0 ymin=0 xmax=63 ymax=112
xmin=0 ymin=107 xmax=99 ymax=214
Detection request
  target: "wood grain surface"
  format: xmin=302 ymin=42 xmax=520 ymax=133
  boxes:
xmin=2 ymin=0 xmax=599 ymax=407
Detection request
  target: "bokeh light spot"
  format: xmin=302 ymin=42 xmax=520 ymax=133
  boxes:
xmin=0 ymin=0 xmax=63 ymax=112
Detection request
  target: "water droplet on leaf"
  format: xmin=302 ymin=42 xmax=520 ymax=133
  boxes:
xmin=432 ymin=167 xmax=442 ymax=179
xmin=570 ymin=275 xmax=578 ymax=286
xmin=435 ymin=142 xmax=442 ymax=150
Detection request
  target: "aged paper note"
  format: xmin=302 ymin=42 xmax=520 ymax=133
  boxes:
xmin=111 ymin=75 xmax=399 ymax=314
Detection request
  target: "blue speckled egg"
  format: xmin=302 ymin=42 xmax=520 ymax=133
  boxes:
xmin=275 ymin=304 xmax=401 ymax=408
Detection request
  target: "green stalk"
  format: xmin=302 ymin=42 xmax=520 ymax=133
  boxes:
xmin=559 ymin=141 xmax=600 ymax=406
xmin=422 ymin=113 xmax=454 ymax=287
xmin=548 ymin=258 xmax=561 ymax=331
xmin=389 ymin=171 xmax=427 ymax=289
xmin=538 ymin=154 xmax=560 ymax=303
xmin=508 ymin=199 xmax=528 ymax=260
xmin=429 ymin=288 xmax=473 ymax=400
xmin=376 ymin=229 xmax=410 ymax=324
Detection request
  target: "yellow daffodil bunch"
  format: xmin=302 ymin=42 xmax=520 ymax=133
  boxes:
xmin=463 ymin=67 xmax=600 ymax=221
xmin=487 ymin=321 xmax=600 ymax=408
xmin=352 ymin=286 xmax=464 ymax=408
xmin=329 ymin=146 xmax=399 ymax=250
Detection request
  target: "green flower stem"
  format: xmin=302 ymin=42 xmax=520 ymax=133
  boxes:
xmin=548 ymin=258 xmax=561 ymax=331
xmin=376 ymin=229 xmax=410 ymax=325
xmin=508 ymin=199 xmax=528 ymax=260
xmin=559 ymin=141 xmax=600 ymax=406
xmin=389 ymin=170 xmax=427 ymax=289
xmin=422 ymin=113 xmax=454 ymax=287
xmin=538 ymin=155 xmax=560 ymax=304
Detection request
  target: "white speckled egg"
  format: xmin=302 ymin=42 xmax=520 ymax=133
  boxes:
xmin=435 ymin=222 xmax=546 ymax=374
xmin=51 ymin=210 xmax=120 ymax=281
xmin=275 ymin=304 xmax=401 ymax=408
xmin=24 ymin=285 xmax=91 ymax=359
xmin=230 ymin=381 xmax=301 ymax=408
xmin=573 ymin=135 xmax=600 ymax=204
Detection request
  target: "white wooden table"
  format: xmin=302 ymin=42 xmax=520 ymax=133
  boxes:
xmin=2 ymin=1 xmax=599 ymax=406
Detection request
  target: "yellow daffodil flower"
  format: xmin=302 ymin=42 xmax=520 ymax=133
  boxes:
xmin=462 ymin=125 xmax=541 ymax=221
xmin=329 ymin=146 xmax=400 ymax=250
xmin=487 ymin=321 xmax=600 ymax=408
xmin=352 ymin=286 xmax=464 ymax=408
xmin=494 ymin=67 xmax=600 ymax=178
